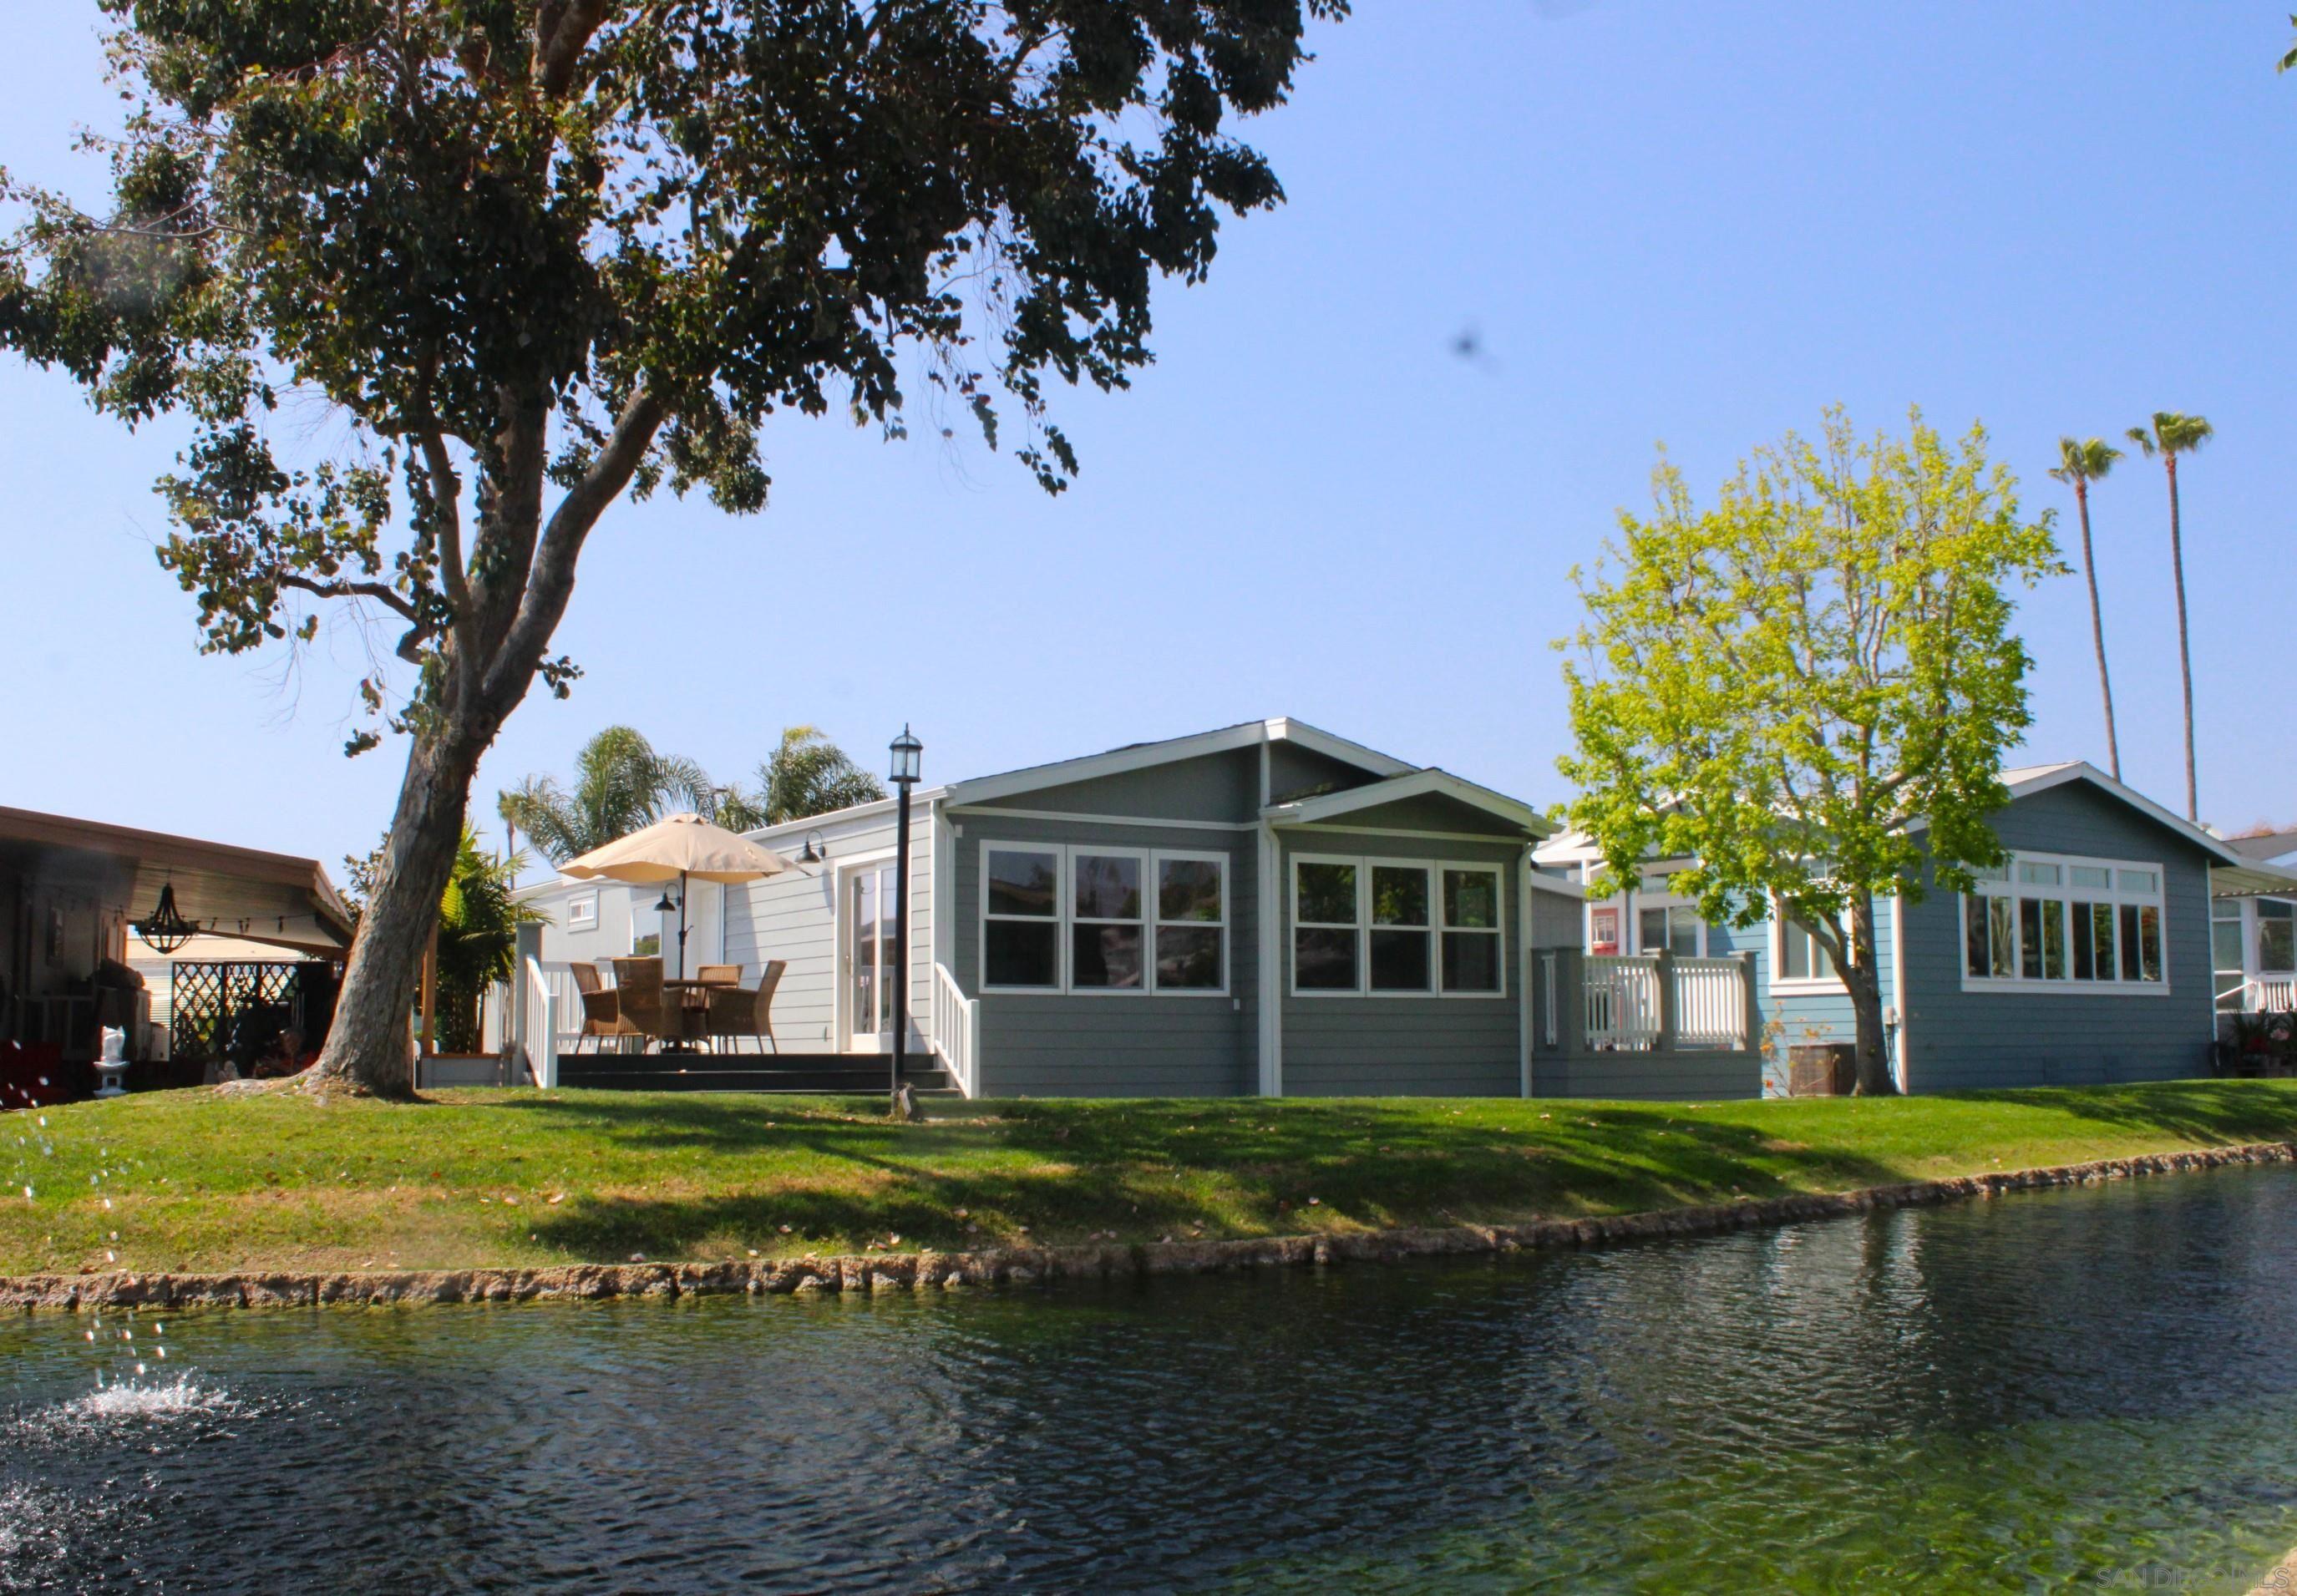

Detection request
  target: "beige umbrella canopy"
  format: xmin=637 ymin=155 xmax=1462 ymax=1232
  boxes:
xmin=561 ymin=813 xmax=790 ymax=976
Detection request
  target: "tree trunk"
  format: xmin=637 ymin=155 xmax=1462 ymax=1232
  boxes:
xmin=2166 ymin=455 xmax=2198 ymax=820
xmin=1844 ymin=893 xmax=1897 ymax=1096
xmin=304 ymin=731 xmax=485 ymax=1097
xmin=2074 ymin=480 xmax=2120 ymax=781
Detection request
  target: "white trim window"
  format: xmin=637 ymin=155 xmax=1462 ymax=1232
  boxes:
xmin=1635 ymin=872 xmax=1708 ymax=958
xmin=1290 ymin=853 xmax=1506 ymax=997
xmin=982 ymin=844 xmax=1062 ymax=991
xmin=1960 ymin=851 xmax=2166 ymax=992
xmin=1773 ymin=915 xmax=1840 ymax=988
xmin=980 ymin=842 xmax=1229 ymax=996
xmin=566 ymin=895 xmax=598 ymax=930
xmin=2261 ymin=899 xmax=2296 ymax=977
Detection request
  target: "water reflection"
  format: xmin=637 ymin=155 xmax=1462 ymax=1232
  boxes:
xmin=7 ymin=1170 xmax=2297 ymax=1591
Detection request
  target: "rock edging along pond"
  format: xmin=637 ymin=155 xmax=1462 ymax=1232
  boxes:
xmin=6 ymin=1140 xmax=2294 ymax=1314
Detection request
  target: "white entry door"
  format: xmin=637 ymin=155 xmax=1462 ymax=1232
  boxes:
xmin=842 ymin=861 xmax=899 ymax=1052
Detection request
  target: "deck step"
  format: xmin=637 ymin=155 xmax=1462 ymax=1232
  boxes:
xmin=554 ymin=1053 xmax=959 ymax=1096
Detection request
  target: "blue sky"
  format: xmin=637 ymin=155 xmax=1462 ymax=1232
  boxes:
xmin=3 ymin=1 xmax=2292 ymax=878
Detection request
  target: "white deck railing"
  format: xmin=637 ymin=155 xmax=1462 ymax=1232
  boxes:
xmin=930 ymin=962 xmax=979 ymax=1097
xmin=1585 ymin=955 xmax=1663 ymax=1050
xmin=1578 ymin=952 xmax=1750 ymax=1052
xmin=2224 ymin=975 xmax=2297 ymax=1014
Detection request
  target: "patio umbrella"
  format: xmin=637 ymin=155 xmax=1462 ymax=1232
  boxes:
xmin=560 ymin=813 xmax=790 ymax=978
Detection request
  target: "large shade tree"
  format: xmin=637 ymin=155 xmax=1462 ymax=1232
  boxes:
xmin=0 ymin=0 xmax=1345 ymax=1095
xmin=1560 ymin=409 xmax=2061 ymax=1095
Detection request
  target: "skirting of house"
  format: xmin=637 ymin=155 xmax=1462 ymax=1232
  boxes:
xmin=7 ymin=1139 xmax=2293 ymax=1313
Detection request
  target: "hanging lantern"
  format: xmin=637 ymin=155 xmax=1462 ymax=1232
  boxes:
xmin=133 ymin=880 xmax=199 ymax=955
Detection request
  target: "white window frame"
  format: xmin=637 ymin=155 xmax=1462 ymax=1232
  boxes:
xmin=1148 ymin=848 xmax=1231 ymax=997
xmin=1633 ymin=873 xmax=1709 ymax=959
xmin=1770 ymin=901 xmax=1845 ymax=995
xmin=1438 ymin=863 xmax=1509 ymax=998
xmin=1959 ymin=848 xmax=2169 ymax=996
xmin=978 ymin=841 xmax=1230 ymax=996
xmin=981 ymin=842 xmax=1065 ymax=993
xmin=565 ymin=895 xmax=597 ymax=930
xmin=1289 ymin=852 xmax=1508 ymax=999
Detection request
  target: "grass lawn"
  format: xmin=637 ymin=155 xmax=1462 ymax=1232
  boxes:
xmin=5 ymin=1079 xmax=2296 ymax=1277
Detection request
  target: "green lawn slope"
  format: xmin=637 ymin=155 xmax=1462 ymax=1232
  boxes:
xmin=5 ymin=1080 xmax=2294 ymax=1277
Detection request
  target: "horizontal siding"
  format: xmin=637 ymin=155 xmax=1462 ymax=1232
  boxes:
xmin=1533 ymin=1052 xmax=1760 ymax=1101
xmin=1280 ymin=833 xmax=1524 ymax=1098
xmin=966 ymin=747 xmax=1262 ymax=823
xmin=1902 ymin=783 xmax=2216 ymax=1090
xmin=952 ymin=814 xmax=1257 ymax=1097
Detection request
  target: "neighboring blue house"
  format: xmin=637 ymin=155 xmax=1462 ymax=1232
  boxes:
xmin=520 ymin=717 xmax=1578 ymax=1098
xmin=1534 ymin=762 xmax=2262 ymax=1094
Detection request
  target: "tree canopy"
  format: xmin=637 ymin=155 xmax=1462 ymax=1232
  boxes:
xmin=0 ymin=0 xmax=1348 ymax=1092
xmin=495 ymin=724 xmax=712 ymax=864
xmin=1559 ymin=408 xmax=2061 ymax=1093
xmin=714 ymin=724 xmax=885 ymax=831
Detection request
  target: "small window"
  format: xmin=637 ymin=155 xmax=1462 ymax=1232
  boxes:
xmin=566 ymin=896 xmax=597 ymax=930
xmin=2068 ymin=865 xmax=2112 ymax=891
xmin=2261 ymin=900 xmax=2295 ymax=975
xmin=2118 ymin=869 xmax=2158 ymax=894
xmin=2019 ymin=861 xmax=2062 ymax=887
xmin=1071 ymin=851 xmax=1145 ymax=990
xmin=984 ymin=845 xmax=1062 ymax=989
xmin=1776 ymin=915 xmax=1839 ymax=983
xmin=1441 ymin=867 xmax=1504 ymax=993
xmin=631 ymin=930 xmax=662 ymax=959
xmin=1294 ymin=860 xmax=1360 ymax=991
xmin=1154 ymin=854 xmax=1226 ymax=991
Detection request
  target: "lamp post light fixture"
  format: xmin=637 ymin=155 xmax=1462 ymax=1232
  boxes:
xmin=888 ymin=725 xmax=922 ymax=1110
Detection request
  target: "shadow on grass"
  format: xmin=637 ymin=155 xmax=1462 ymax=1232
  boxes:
xmin=491 ymin=1091 xmax=1916 ymax=1256
xmin=1940 ymin=1078 xmax=2297 ymax=1146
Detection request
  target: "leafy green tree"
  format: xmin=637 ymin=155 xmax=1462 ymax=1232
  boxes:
xmin=1560 ymin=409 xmax=2062 ymax=1096
xmin=496 ymin=725 xmax=712 ymax=866
xmin=2125 ymin=412 xmax=2213 ymax=822
xmin=713 ymin=725 xmax=885 ymax=832
xmin=2049 ymin=437 xmax=2123 ymax=781
xmin=0 ymin=0 xmax=1343 ymax=1095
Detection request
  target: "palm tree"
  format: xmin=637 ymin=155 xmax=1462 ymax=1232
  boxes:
xmin=2126 ymin=412 xmax=2214 ymax=820
xmin=495 ymin=726 xmax=715 ymax=866
xmin=714 ymin=726 xmax=886 ymax=831
xmin=2050 ymin=437 xmax=2125 ymax=780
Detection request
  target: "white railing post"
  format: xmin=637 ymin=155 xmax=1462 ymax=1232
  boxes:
xmin=928 ymin=962 xmax=978 ymax=1097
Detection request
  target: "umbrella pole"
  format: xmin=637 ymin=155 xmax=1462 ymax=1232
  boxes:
xmin=677 ymin=869 xmax=689 ymax=980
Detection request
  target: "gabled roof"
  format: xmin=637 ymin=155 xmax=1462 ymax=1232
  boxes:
xmin=1261 ymin=768 xmax=1551 ymax=838
xmin=2223 ymin=827 xmax=2297 ymax=864
xmin=942 ymin=717 xmax=1414 ymax=808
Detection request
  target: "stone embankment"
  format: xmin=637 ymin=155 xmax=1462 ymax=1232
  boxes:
xmin=6 ymin=1141 xmax=2292 ymax=1314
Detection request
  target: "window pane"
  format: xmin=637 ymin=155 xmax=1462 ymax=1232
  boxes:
xmin=1640 ymin=907 xmax=1667 ymax=954
xmin=2019 ymin=861 xmax=2062 ymax=886
xmin=2092 ymin=903 xmax=2115 ymax=981
xmin=1780 ymin=925 xmax=1809 ymax=980
xmin=2262 ymin=913 xmax=2296 ymax=975
xmin=1295 ymin=928 xmax=1357 ymax=990
xmin=2138 ymin=905 xmax=2162 ymax=980
xmin=1297 ymin=863 xmax=1356 ymax=926
xmin=986 ymin=920 xmax=1058 ymax=986
xmin=1372 ymin=866 xmax=1429 ymax=928
xmin=1989 ymin=898 xmax=2016 ymax=979
xmin=1155 ymin=926 xmax=1222 ymax=989
xmin=1667 ymin=906 xmax=1703 ymax=957
xmin=1073 ymin=854 xmax=1142 ymax=921
xmin=2040 ymin=899 xmax=2066 ymax=980
xmin=2070 ymin=865 xmax=2113 ymax=890
xmin=631 ymin=932 xmax=662 ymax=959
xmin=1965 ymin=896 xmax=1990 ymax=979
xmin=2020 ymin=898 xmax=2044 ymax=980
xmin=1072 ymin=924 xmax=1143 ymax=989
xmin=1969 ymin=862 xmax=2011 ymax=884
xmin=2264 ymin=900 xmax=2297 ymax=923
xmin=2213 ymin=918 xmax=2247 ymax=972
xmin=1369 ymin=928 xmax=1432 ymax=991
xmin=2119 ymin=869 xmax=2158 ymax=894
xmin=1443 ymin=930 xmax=1502 ymax=993
xmin=987 ymin=849 xmax=1060 ymax=918
xmin=1444 ymin=869 xmax=1500 ymax=930
xmin=2119 ymin=904 xmax=2142 ymax=980
xmin=1158 ymin=859 xmax=1223 ymax=924
xmin=2071 ymin=903 xmax=2094 ymax=980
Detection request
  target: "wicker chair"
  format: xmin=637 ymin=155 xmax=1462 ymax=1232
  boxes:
xmin=607 ymin=956 xmax=682 ymax=1047
xmin=695 ymin=964 xmax=743 ymax=986
xmin=704 ymin=960 xmax=787 ymax=1055
xmin=576 ymin=987 xmax=642 ymax=1054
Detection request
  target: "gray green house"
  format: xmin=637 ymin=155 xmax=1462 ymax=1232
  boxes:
xmin=520 ymin=717 xmax=1581 ymax=1097
xmin=1534 ymin=762 xmax=2279 ymax=1094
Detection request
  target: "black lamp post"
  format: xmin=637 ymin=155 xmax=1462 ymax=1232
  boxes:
xmin=888 ymin=724 xmax=922 ymax=1107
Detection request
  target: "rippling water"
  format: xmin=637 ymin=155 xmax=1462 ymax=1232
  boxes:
xmin=8 ymin=1168 xmax=2297 ymax=1592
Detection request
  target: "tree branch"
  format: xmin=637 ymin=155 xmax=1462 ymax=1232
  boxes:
xmin=480 ymin=384 xmax=668 ymax=711
xmin=279 ymin=572 xmax=418 ymax=624
xmin=535 ymin=0 xmax=609 ymax=97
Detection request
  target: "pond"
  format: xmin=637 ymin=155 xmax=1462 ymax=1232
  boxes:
xmin=7 ymin=1168 xmax=2297 ymax=1593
